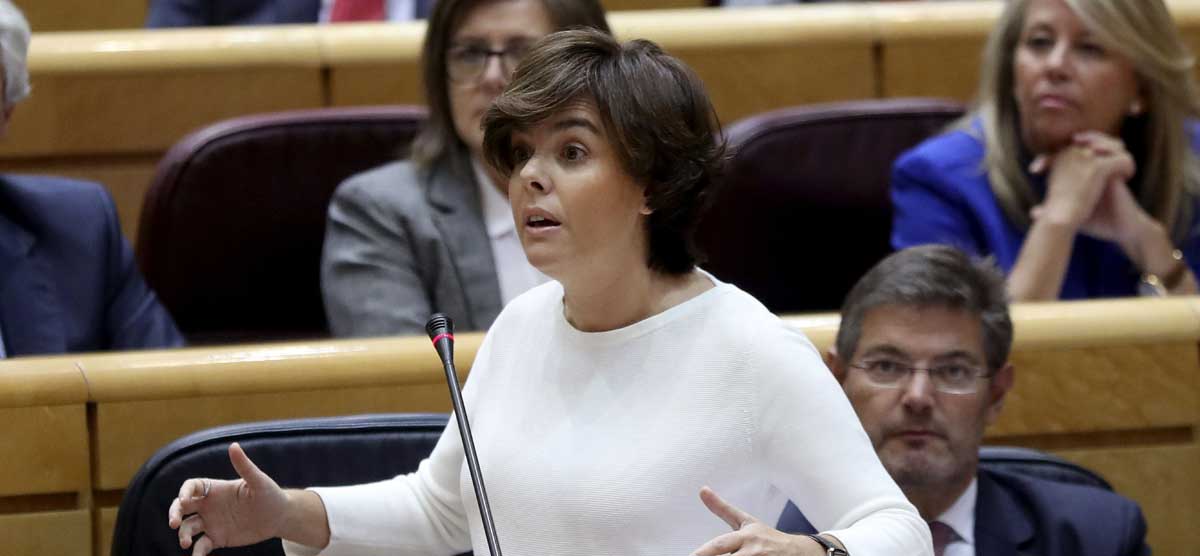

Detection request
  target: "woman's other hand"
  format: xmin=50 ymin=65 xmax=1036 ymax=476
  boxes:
xmin=691 ymin=487 xmax=832 ymax=556
xmin=166 ymin=442 xmax=308 ymax=556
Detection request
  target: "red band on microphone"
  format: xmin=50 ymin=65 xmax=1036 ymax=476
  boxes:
xmin=431 ymin=333 xmax=455 ymax=345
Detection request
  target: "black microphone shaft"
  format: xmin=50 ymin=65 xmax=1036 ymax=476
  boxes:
xmin=436 ymin=339 xmax=503 ymax=556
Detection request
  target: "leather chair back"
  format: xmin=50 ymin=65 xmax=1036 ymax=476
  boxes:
xmin=698 ymin=99 xmax=965 ymax=313
xmin=111 ymin=413 xmax=458 ymax=556
xmin=137 ymin=106 xmax=427 ymax=344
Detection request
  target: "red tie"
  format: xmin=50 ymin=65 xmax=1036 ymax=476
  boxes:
xmin=330 ymin=0 xmax=386 ymax=22
xmin=928 ymin=520 xmax=956 ymax=556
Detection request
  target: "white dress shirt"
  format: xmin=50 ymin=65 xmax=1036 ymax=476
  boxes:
xmin=936 ymin=478 xmax=978 ymax=556
xmin=319 ymin=0 xmax=419 ymax=23
xmin=472 ymin=160 xmax=549 ymax=305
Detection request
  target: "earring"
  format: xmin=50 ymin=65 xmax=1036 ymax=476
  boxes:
xmin=1129 ymin=99 xmax=1144 ymax=116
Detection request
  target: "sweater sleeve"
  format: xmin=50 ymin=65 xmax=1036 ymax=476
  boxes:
xmin=754 ymin=323 xmax=932 ymax=556
xmin=281 ymin=424 xmax=471 ymax=556
xmin=281 ymin=331 xmax=505 ymax=556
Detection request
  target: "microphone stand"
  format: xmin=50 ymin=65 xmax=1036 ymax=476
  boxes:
xmin=426 ymin=314 xmax=502 ymax=556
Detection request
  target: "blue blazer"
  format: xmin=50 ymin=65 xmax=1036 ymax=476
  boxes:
xmin=776 ymin=468 xmax=1149 ymax=556
xmin=146 ymin=0 xmax=321 ymax=27
xmin=0 ymin=175 xmax=183 ymax=357
xmin=890 ymin=126 xmax=1200 ymax=299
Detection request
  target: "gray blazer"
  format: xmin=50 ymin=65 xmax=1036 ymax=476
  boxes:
xmin=320 ymin=158 xmax=503 ymax=337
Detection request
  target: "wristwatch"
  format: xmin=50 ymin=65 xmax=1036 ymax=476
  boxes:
xmin=807 ymin=534 xmax=849 ymax=556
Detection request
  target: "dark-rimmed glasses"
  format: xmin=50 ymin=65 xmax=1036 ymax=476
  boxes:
xmin=850 ymin=359 xmax=991 ymax=395
xmin=447 ymin=42 xmax=533 ymax=83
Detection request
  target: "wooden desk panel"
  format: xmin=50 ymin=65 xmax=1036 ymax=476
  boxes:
xmin=1 ymin=69 xmax=323 ymax=158
xmin=874 ymin=3 xmax=998 ymax=101
xmin=324 ymin=7 xmax=877 ymax=124
xmin=995 ymin=342 xmax=1199 ymax=435
xmin=0 ymin=509 xmax=92 ymax=556
xmin=94 ymin=383 xmax=457 ymax=491
xmin=1059 ymin=444 xmax=1200 ymax=556
xmin=0 ymin=405 xmax=91 ymax=498
xmin=14 ymin=0 xmax=145 ymax=32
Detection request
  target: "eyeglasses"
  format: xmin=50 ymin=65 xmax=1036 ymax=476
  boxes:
xmin=850 ymin=359 xmax=991 ymax=395
xmin=446 ymin=42 xmax=533 ymax=83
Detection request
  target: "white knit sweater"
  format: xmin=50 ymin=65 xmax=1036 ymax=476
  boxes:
xmin=286 ymin=277 xmax=931 ymax=556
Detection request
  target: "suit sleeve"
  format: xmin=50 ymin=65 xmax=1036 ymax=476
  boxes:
xmin=145 ymin=0 xmax=211 ymax=27
xmin=96 ymin=187 xmax=185 ymax=350
xmin=889 ymin=151 xmax=985 ymax=256
xmin=321 ymin=176 xmax=431 ymax=338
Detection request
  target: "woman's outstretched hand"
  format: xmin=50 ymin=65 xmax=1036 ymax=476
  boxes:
xmin=166 ymin=442 xmax=294 ymax=556
xmin=691 ymin=486 xmax=830 ymax=556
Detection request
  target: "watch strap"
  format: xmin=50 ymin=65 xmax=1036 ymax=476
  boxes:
xmin=806 ymin=533 xmax=849 ymax=556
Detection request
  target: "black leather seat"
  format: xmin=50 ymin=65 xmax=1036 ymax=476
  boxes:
xmin=137 ymin=106 xmax=427 ymax=345
xmin=698 ymin=98 xmax=965 ymax=314
xmin=111 ymin=413 xmax=464 ymax=556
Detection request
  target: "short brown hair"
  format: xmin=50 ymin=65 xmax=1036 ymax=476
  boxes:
xmin=483 ymin=28 xmax=726 ymax=274
xmin=836 ymin=245 xmax=1013 ymax=372
xmin=411 ymin=0 xmax=610 ymax=172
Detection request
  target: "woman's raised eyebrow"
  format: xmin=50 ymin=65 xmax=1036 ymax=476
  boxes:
xmin=551 ymin=117 xmax=601 ymax=135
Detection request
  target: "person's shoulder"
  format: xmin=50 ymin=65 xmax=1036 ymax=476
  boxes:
xmin=700 ymin=282 xmax=820 ymax=358
xmin=2 ymin=174 xmax=109 ymax=204
xmin=895 ymin=125 xmax=987 ymax=176
xmin=0 ymin=174 xmax=114 ymax=227
xmin=331 ymin=160 xmax=428 ymax=210
xmin=1186 ymin=120 xmax=1200 ymax=150
xmin=982 ymin=467 xmax=1146 ymax=541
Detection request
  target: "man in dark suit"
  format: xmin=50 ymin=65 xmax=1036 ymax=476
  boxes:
xmin=0 ymin=0 xmax=182 ymax=357
xmin=145 ymin=0 xmax=436 ymax=28
xmin=777 ymin=245 xmax=1148 ymax=556
xmin=146 ymin=0 xmax=321 ymax=27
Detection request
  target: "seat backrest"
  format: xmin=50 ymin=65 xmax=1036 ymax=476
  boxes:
xmin=698 ymin=98 xmax=965 ymax=314
xmin=111 ymin=413 xmax=452 ymax=556
xmin=979 ymin=445 xmax=1112 ymax=490
xmin=137 ymin=106 xmax=428 ymax=344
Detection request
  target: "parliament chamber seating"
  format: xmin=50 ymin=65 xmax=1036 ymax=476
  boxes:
xmin=111 ymin=413 xmax=468 ymax=556
xmin=113 ymin=413 xmax=1113 ymax=556
xmin=699 ymin=98 xmax=965 ymax=314
xmin=136 ymin=106 xmax=427 ymax=344
xmin=1 ymin=297 xmax=1196 ymax=556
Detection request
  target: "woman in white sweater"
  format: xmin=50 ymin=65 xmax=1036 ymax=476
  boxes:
xmin=167 ymin=29 xmax=932 ymax=556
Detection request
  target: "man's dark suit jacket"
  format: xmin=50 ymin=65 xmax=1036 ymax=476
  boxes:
xmin=146 ymin=0 xmax=321 ymax=27
xmin=0 ymin=175 xmax=183 ymax=357
xmin=776 ymin=468 xmax=1150 ymax=556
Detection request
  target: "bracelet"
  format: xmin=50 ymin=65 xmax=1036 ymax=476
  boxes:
xmin=806 ymin=534 xmax=849 ymax=556
xmin=1141 ymin=249 xmax=1187 ymax=296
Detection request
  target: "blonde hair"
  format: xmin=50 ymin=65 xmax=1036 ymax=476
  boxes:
xmin=969 ymin=0 xmax=1200 ymax=240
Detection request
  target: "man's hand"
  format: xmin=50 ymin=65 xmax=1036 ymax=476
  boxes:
xmin=691 ymin=486 xmax=833 ymax=555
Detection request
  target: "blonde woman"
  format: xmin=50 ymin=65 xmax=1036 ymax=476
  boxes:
xmin=891 ymin=0 xmax=1200 ymax=300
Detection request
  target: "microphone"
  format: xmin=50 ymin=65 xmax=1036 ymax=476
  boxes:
xmin=425 ymin=314 xmax=502 ymax=556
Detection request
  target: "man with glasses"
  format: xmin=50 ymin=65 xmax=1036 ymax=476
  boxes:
xmin=779 ymin=244 xmax=1148 ymax=556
